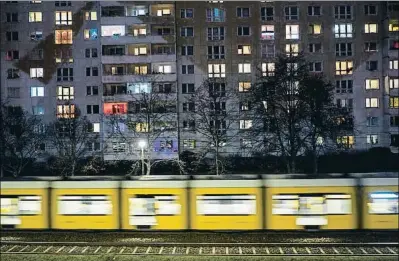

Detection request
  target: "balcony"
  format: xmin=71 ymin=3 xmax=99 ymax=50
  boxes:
xmin=102 ymin=73 xmax=177 ymax=83
xmin=102 ymin=54 xmax=176 ymax=64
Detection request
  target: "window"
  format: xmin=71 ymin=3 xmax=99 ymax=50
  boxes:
xmin=29 ymin=12 xmax=42 ymax=22
xmin=366 ymin=135 xmax=378 ymax=145
xmin=240 ymin=101 xmax=251 ymax=112
xmin=389 ymin=21 xmax=399 ymax=32
xmin=6 ymin=50 xmax=19 ymax=60
xmin=337 ymin=136 xmax=354 ymax=148
xmin=208 ymin=82 xmax=226 ymax=97
xmin=181 ymin=8 xmax=193 ymax=18
xmin=132 ymin=46 xmax=148 ymax=55
xmin=125 ymin=6 xmax=147 ymax=17
xmin=182 ymin=65 xmax=194 ymax=74
xmin=390 ymin=40 xmax=399 ymax=50
xmin=30 ymin=31 xmax=43 ymax=41
xmin=156 ymin=27 xmax=172 ymax=36
xmin=336 ymin=98 xmax=353 ymax=109
xmin=208 ymin=64 xmax=226 ymax=77
xmin=157 ymin=83 xmax=172 ymax=93
xmin=262 ymin=63 xmax=275 ymax=76
xmin=6 ymin=13 xmax=18 ymax=22
xmin=210 ymin=101 xmax=226 ymax=114
xmin=102 ymin=45 xmax=125 ymax=56
xmin=365 ymin=42 xmax=377 ymax=52
xmin=285 ymin=25 xmax=299 ymax=39
xmin=261 ymin=25 xmax=274 ymax=40
xmin=30 ymin=87 xmax=44 ymax=97
xmin=237 ymin=7 xmax=250 ymax=18
xmin=238 ymin=63 xmax=251 ymax=73
xmin=183 ymin=102 xmax=195 ymax=112
xmin=364 ymin=5 xmax=377 ymax=15
xmin=57 ymin=105 xmax=75 ymax=118
xmin=309 ymin=24 xmax=322 ymax=35
xmin=366 ymin=98 xmax=379 ymax=108
xmin=87 ymin=86 xmax=99 ymax=96
xmin=156 ymin=8 xmax=171 ymax=16
xmin=308 ymin=6 xmax=321 ymax=16
xmin=30 ymin=68 xmax=43 ymax=78
xmin=207 ymin=27 xmax=225 ymax=40
xmin=6 ymin=31 xmax=18 ymax=41
xmin=390 ymin=97 xmax=399 ymax=108
xmin=285 ymin=44 xmax=299 ymax=56
xmin=309 ymin=43 xmax=322 ymax=53
xmin=261 ymin=43 xmax=275 ymax=58
xmin=112 ymin=142 xmax=126 ymax=153
xmin=7 ymin=69 xmax=20 ymax=79
xmin=309 ymin=62 xmax=322 ymax=72
xmin=240 ymin=120 xmax=253 ymax=129
xmin=207 ymin=46 xmax=225 ymax=59
xmin=365 ymin=23 xmax=377 ymax=33
xmin=181 ymin=27 xmax=194 ymax=37
xmin=29 ymin=48 xmax=43 ymax=60
xmin=366 ymin=61 xmax=378 ymax=71
xmin=239 ymin=82 xmax=251 ymax=92
xmin=55 ymin=30 xmax=73 ymax=44
xmin=334 ymin=24 xmax=353 ymax=38
xmin=87 ymin=105 xmax=100 ymax=114
xmin=7 ymin=87 xmax=20 ymax=98
xmin=182 ymin=83 xmax=195 ymax=94
xmin=285 ymin=6 xmax=298 ymax=20
xmin=133 ymin=65 xmax=148 ymax=75
xmin=57 ymin=86 xmax=74 ymax=100
xmin=390 ymin=60 xmax=399 ymax=70
xmin=365 ymin=79 xmax=379 ymax=90
xmin=57 ymin=68 xmax=73 ymax=81
xmin=336 ymin=43 xmax=352 ymax=56
xmin=158 ymin=65 xmax=172 ymax=74
xmin=367 ymin=116 xmax=379 ymax=127
xmin=55 ymin=48 xmax=73 ymax=63
xmin=86 ymin=67 xmax=99 ymax=76
xmin=237 ymin=26 xmax=251 ymax=36
xmin=391 ymin=116 xmax=399 ymax=127
xmin=183 ymin=140 xmax=196 ymax=149
xmin=261 ymin=7 xmax=274 ymax=21
xmin=55 ymin=1 xmax=71 ymax=7
xmin=389 ymin=78 xmax=399 ymax=89
xmin=32 ymin=106 xmax=45 ymax=115
xmin=86 ymin=142 xmax=101 ymax=151
xmin=335 ymin=61 xmax=353 ymax=75
xmin=103 ymin=103 xmax=127 ymax=115
xmin=85 ymin=48 xmax=98 ymax=58
xmin=334 ymin=5 xmax=352 ymax=19
xmin=392 ymin=135 xmax=399 ymax=147
xmin=181 ymin=46 xmax=194 ymax=56
xmin=238 ymin=45 xmax=251 ymax=55
xmin=336 ymin=80 xmax=353 ymax=93
xmin=84 ymin=29 xmax=98 ymax=40
xmin=101 ymin=25 xmax=125 ymax=37
xmin=206 ymin=8 xmax=225 ymax=22
xmin=183 ymin=120 xmax=195 ymax=130
xmin=85 ymin=11 xmax=97 ymax=20
xmin=55 ymin=11 xmax=72 ymax=25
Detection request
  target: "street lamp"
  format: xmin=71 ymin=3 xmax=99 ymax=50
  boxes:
xmin=138 ymin=140 xmax=146 ymax=175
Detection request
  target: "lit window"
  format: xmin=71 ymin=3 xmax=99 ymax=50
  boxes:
xmin=365 ymin=23 xmax=378 ymax=33
xmin=206 ymin=8 xmax=225 ymax=22
xmin=32 ymin=106 xmax=44 ymax=115
xmin=126 ymin=6 xmax=147 ymax=17
xmin=84 ymin=29 xmax=98 ymax=40
xmin=389 ymin=78 xmax=399 ymax=89
xmin=127 ymin=82 xmax=151 ymax=94
xmin=262 ymin=63 xmax=275 ymax=76
xmin=285 ymin=44 xmax=299 ymax=56
xmin=365 ymin=79 xmax=379 ymax=90
xmin=240 ymin=120 xmax=253 ymax=129
xmin=389 ymin=22 xmax=399 ymax=32
xmin=239 ymin=82 xmax=251 ymax=92
xmin=55 ymin=11 xmax=72 ymax=25
xmin=57 ymin=86 xmax=74 ymax=100
xmin=30 ymin=87 xmax=44 ymax=97
xmin=365 ymin=98 xmax=379 ymax=108
xmin=132 ymin=26 xmax=147 ymax=36
xmin=55 ymin=30 xmax=73 ymax=44
xmin=30 ymin=31 xmax=43 ymax=41
xmin=285 ymin=25 xmax=299 ymax=39
xmin=261 ymin=25 xmax=274 ymax=40
xmin=309 ymin=24 xmax=322 ymax=34
xmin=30 ymin=68 xmax=43 ymax=78
xmin=101 ymin=25 xmax=125 ymax=37
xmin=335 ymin=61 xmax=353 ymax=75
xmin=337 ymin=136 xmax=354 ymax=148
xmin=133 ymin=46 xmax=147 ymax=55
xmin=157 ymin=9 xmax=171 ymax=16
xmin=135 ymin=122 xmax=149 ymax=132
xmin=183 ymin=140 xmax=196 ymax=149
xmin=334 ymin=24 xmax=353 ymax=38
xmin=238 ymin=45 xmax=251 ymax=55
xmin=92 ymin=123 xmax=100 ymax=133
xmin=238 ymin=63 xmax=251 ymax=73
xmin=208 ymin=64 xmax=226 ymax=78
xmin=389 ymin=97 xmax=399 ymax=108
xmin=29 ymin=12 xmax=42 ymax=22
xmin=158 ymin=65 xmax=172 ymax=74
xmin=85 ymin=11 xmax=97 ymax=21
xmin=133 ymin=65 xmax=148 ymax=75
xmin=366 ymin=135 xmax=378 ymax=145
xmin=389 ymin=60 xmax=399 ymax=70
xmin=57 ymin=105 xmax=75 ymax=118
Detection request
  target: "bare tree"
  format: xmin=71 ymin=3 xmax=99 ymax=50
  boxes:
xmin=186 ymin=79 xmax=240 ymax=175
xmin=106 ymin=77 xmax=185 ymax=176
xmin=0 ymin=102 xmax=46 ymax=177
xmin=47 ymin=106 xmax=100 ymax=177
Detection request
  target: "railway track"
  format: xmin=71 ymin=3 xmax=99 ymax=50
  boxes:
xmin=1 ymin=242 xmax=398 ymax=256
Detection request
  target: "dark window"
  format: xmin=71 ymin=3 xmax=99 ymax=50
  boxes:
xmin=7 ymin=69 xmax=20 ymax=79
xmin=6 ymin=13 xmax=18 ymax=22
xmin=208 ymin=45 xmax=225 ymax=59
xmin=57 ymin=68 xmax=73 ymax=81
xmin=181 ymin=46 xmax=194 ymax=56
xmin=391 ymin=134 xmax=399 ymax=147
xmin=6 ymin=50 xmax=19 ymax=60
xmin=55 ymin=1 xmax=71 ymax=7
xmin=6 ymin=31 xmax=19 ymax=41
xmin=182 ymin=65 xmax=194 ymax=74
xmin=101 ymin=6 xmax=125 ymax=17
xmin=390 ymin=116 xmax=399 ymax=127
xmin=86 ymin=67 xmax=98 ymax=76
xmin=86 ymin=86 xmax=99 ymax=96
xmin=366 ymin=61 xmax=378 ymax=71
xmin=364 ymin=5 xmax=377 ymax=15
xmin=182 ymin=83 xmax=195 ymax=94
xmin=237 ymin=7 xmax=250 ymax=18
xmin=237 ymin=26 xmax=250 ymax=36
xmin=87 ymin=105 xmax=100 ymax=114
xmin=261 ymin=7 xmax=274 ymax=21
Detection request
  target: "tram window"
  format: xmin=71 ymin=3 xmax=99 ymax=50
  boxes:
xmin=196 ymin=194 xmax=256 ymax=216
xmin=1 ymin=196 xmax=42 ymax=225
xmin=57 ymin=195 xmax=112 ymax=215
xmin=272 ymin=195 xmax=298 ymax=215
xmin=368 ymin=192 xmax=398 ymax=214
xmin=325 ymin=194 xmax=352 ymax=214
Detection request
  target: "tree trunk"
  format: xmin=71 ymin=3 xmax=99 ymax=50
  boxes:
xmin=312 ymin=140 xmax=318 ymax=176
xmin=215 ymin=146 xmax=219 ymax=175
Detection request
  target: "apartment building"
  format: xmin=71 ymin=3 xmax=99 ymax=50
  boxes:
xmin=1 ymin=1 xmax=398 ymax=163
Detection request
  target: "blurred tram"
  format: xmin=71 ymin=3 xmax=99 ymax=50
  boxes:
xmin=0 ymin=173 xmax=397 ymax=231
